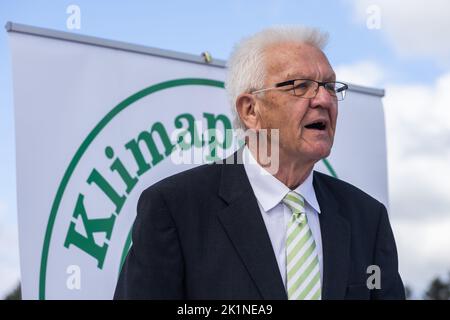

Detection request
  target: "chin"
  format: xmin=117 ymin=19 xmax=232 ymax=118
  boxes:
xmin=307 ymin=145 xmax=332 ymax=161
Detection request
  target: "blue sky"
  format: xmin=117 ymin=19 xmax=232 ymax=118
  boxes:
xmin=1 ymin=0 xmax=450 ymax=299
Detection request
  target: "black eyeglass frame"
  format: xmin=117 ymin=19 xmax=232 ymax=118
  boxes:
xmin=251 ymin=79 xmax=349 ymax=100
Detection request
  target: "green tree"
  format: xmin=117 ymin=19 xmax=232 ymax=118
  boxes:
xmin=4 ymin=282 xmax=21 ymax=300
xmin=424 ymin=273 xmax=450 ymax=300
xmin=404 ymin=285 xmax=413 ymax=300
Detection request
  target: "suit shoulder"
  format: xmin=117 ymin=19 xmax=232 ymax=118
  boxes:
xmin=313 ymin=171 xmax=383 ymax=208
xmin=141 ymin=163 xmax=222 ymax=196
xmin=313 ymin=171 xmax=388 ymax=232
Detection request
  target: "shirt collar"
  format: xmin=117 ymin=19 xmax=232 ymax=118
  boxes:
xmin=242 ymin=146 xmax=321 ymax=214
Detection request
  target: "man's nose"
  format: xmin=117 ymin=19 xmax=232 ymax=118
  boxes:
xmin=310 ymin=86 xmax=335 ymax=109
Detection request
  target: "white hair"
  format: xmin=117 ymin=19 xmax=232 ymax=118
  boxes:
xmin=225 ymin=25 xmax=329 ymax=131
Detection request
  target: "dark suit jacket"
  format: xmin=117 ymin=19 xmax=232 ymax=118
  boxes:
xmin=114 ymin=151 xmax=405 ymax=300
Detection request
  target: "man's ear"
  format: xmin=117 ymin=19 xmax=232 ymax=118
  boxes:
xmin=235 ymin=93 xmax=260 ymax=130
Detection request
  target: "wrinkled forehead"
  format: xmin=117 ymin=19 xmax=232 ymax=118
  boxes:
xmin=263 ymin=42 xmax=335 ymax=83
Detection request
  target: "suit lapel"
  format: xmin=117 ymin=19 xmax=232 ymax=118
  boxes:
xmin=214 ymin=152 xmax=351 ymax=300
xmin=216 ymin=150 xmax=287 ymax=300
xmin=313 ymin=171 xmax=351 ymax=299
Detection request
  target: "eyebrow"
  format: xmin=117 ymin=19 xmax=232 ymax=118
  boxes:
xmin=281 ymin=72 xmax=336 ymax=83
xmin=276 ymin=74 xmax=337 ymax=87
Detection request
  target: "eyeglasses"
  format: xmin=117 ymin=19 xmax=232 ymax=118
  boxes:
xmin=251 ymin=79 xmax=349 ymax=101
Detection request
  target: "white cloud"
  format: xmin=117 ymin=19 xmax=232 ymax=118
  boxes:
xmin=335 ymin=60 xmax=385 ymax=87
xmin=384 ymin=73 xmax=450 ymax=219
xmin=383 ymin=73 xmax=450 ymax=297
xmin=346 ymin=0 xmax=450 ymax=62
xmin=0 ymin=200 xmax=20 ymax=299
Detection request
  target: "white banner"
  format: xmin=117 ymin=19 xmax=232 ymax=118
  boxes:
xmin=8 ymin=25 xmax=388 ymax=299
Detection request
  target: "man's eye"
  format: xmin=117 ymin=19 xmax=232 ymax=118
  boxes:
xmin=294 ymin=82 xmax=309 ymax=90
xmin=325 ymin=83 xmax=336 ymax=91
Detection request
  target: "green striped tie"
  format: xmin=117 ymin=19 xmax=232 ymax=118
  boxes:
xmin=283 ymin=191 xmax=321 ymax=300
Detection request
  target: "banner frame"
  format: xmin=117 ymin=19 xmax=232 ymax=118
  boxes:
xmin=5 ymin=21 xmax=385 ymax=98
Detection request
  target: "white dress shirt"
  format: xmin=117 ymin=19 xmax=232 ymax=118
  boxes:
xmin=242 ymin=146 xmax=323 ymax=290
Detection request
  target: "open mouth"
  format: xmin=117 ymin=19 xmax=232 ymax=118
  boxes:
xmin=304 ymin=121 xmax=327 ymax=131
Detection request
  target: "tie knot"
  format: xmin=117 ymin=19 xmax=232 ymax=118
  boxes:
xmin=283 ymin=191 xmax=306 ymax=217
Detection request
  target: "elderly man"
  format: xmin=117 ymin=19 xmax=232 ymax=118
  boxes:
xmin=114 ymin=26 xmax=405 ymax=300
